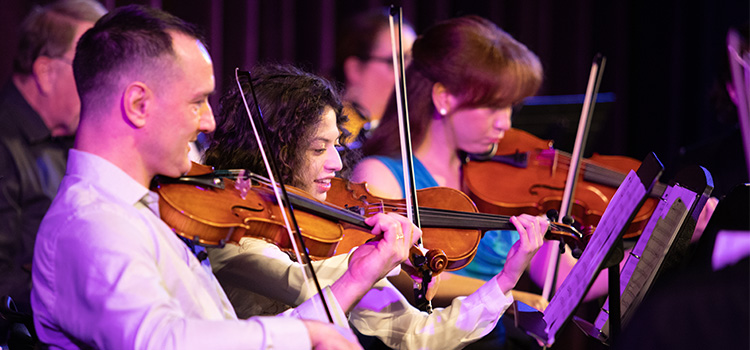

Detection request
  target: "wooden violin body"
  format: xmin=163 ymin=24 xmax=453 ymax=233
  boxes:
xmin=153 ymin=163 xmax=456 ymax=277
xmin=327 ymin=178 xmax=482 ymax=272
xmin=153 ymin=162 xmax=583 ymax=274
xmin=153 ymin=163 xmax=344 ymax=259
xmin=326 ymin=177 xmax=586 ymax=269
xmin=463 ymin=128 xmax=663 ymax=241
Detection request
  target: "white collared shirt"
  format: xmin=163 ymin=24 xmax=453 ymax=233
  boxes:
xmin=210 ymin=236 xmax=514 ymax=350
xmin=32 ymin=149 xmax=343 ymax=349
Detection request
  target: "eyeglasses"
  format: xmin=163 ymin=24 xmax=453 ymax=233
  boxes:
xmin=361 ymin=54 xmax=412 ymax=66
xmin=362 ymin=55 xmax=394 ymax=65
xmin=45 ymin=56 xmax=73 ymax=66
xmin=56 ymin=57 xmax=73 ymax=65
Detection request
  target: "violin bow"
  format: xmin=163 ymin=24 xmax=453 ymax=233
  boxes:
xmin=388 ymin=5 xmax=434 ymax=313
xmin=727 ymin=29 xmax=750 ymax=178
xmin=234 ymin=68 xmax=336 ymax=324
xmin=542 ymin=54 xmax=606 ymax=300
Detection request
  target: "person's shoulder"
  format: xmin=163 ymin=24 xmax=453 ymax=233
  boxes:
xmin=351 ymin=156 xmax=390 ymax=181
xmin=44 ymin=176 xmax=145 ymax=233
xmin=350 ymin=156 xmax=403 ymax=199
xmin=39 ymin=184 xmax=153 ymax=264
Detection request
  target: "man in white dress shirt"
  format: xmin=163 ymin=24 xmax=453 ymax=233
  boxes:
xmin=31 ymin=5 xmax=419 ymax=349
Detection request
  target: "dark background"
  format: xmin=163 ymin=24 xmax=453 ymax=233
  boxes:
xmin=1 ymin=0 xmax=748 ymax=179
xmin=1 ymin=1 xmax=747 ymax=348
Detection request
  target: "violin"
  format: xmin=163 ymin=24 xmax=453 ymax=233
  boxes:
xmin=154 ymin=163 xmax=345 ymax=258
xmin=462 ymin=128 xmax=667 ymax=242
xmin=154 ymin=162 xmax=451 ymax=275
xmin=326 ymin=178 xmax=585 ymax=269
xmin=152 ymin=162 xmax=583 ymax=275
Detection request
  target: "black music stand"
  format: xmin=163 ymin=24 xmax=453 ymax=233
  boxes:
xmin=574 ymin=165 xmax=714 ymax=345
xmin=514 ymin=153 xmax=664 ymax=347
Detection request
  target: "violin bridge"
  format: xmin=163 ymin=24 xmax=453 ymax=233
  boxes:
xmin=234 ymin=170 xmax=251 ymax=200
xmin=552 ymin=151 xmax=558 ymax=177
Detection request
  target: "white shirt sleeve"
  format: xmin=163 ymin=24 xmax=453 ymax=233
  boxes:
xmin=210 ymin=237 xmax=516 ymax=350
xmin=209 ymin=237 xmax=351 ymax=308
xmin=32 ymin=199 xmax=312 ymax=349
xmin=349 ymin=274 xmax=514 ymax=350
xmin=284 ymin=285 xmax=350 ymax=328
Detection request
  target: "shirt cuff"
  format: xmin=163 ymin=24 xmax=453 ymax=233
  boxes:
xmin=346 ymin=246 xmax=400 ymax=278
xmin=475 ymin=274 xmax=515 ymax=315
xmin=285 ymin=286 xmax=349 ymax=328
xmin=252 ymin=316 xmax=311 ymax=349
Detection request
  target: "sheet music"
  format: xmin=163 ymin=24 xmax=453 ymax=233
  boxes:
xmin=542 ymin=169 xmax=647 ymax=345
xmin=621 ymin=200 xmax=689 ymax=325
xmin=594 ymin=184 xmax=700 ymax=333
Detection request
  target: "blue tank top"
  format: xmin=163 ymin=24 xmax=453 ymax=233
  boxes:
xmin=368 ymin=156 xmax=519 ymax=281
xmin=369 ymin=155 xmax=516 ymax=343
xmin=369 ymin=156 xmax=438 ymax=197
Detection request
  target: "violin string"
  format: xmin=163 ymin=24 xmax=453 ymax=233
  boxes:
xmin=361 ymin=204 xmax=512 ymax=228
xmin=533 ymin=151 xmax=629 ymax=186
xmin=535 ymin=152 xmax=662 ymax=197
xmin=357 ymin=202 xmax=580 ymax=246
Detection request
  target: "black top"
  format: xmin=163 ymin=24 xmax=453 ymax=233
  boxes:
xmin=0 ymin=81 xmax=73 ymax=323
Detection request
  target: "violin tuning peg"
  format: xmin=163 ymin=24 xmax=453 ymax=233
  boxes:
xmin=546 ymin=209 xmax=559 ymax=222
xmin=411 ymin=254 xmax=426 ymax=267
xmin=562 ymin=215 xmax=575 ymax=226
xmin=557 ymin=239 xmax=566 ymax=254
xmin=572 ymin=248 xmax=583 ymax=259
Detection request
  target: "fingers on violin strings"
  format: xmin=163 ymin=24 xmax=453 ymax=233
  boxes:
xmin=365 ymin=213 xmax=390 ymax=236
xmin=535 ymin=217 xmax=547 ymax=245
xmin=532 ymin=215 xmax=548 ymax=245
xmin=383 ymin=217 xmax=403 ymax=242
xmin=513 ymin=215 xmax=533 ymax=246
xmin=529 ymin=216 xmax=543 ymax=244
xmin=511 ymin=215 xmax=525 ymax=234
xmin=385 ymin=223 xmax=403 ymax=244
xmin=409 ymin=225 xmax=422 ymax=245
xmin=395 ymin=223 xmax=405 ymax=241
xmin=387 ymin=212 xmax=420 ymax=245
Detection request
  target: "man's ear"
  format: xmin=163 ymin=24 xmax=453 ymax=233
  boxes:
xmin=31 ymin=57 xmax=54 ymax=96
xmin=122 ymin=82 xmax=151 ymax=128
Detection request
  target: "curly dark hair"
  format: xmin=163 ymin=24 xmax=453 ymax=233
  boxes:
xmin=205 ymin=64 xmax=354 ymax=187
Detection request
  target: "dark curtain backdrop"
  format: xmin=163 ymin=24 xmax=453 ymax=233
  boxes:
xmin=0 ymin=1 xmax=747 ymax=349
xmin=1 ymin=0 xmax=747 ymax=178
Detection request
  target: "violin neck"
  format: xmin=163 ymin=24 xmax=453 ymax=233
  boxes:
xmin=418 ymin=208 xmax=514 ymax=231
xmin=287 ymin=192 xmax=370 ymax=229
xmin=419 ymin=207 xmax=580 ymax=241
xmin=582 ymin=162 xmax=666 ymax=198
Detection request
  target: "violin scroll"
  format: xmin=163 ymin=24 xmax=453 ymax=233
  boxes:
xmin=547 ymin=222 xmax=584 ymax=259
xmin=544 ymin=209 xmax=584 ymax=258
xmin=408 ymin=246 xmax=448 ymax=276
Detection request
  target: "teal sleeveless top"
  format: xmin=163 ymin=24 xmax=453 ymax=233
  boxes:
xmin=367 ymin=156 xmax=519 ymax=281
xmin=369 ymin=155 xmax=518 ymax=344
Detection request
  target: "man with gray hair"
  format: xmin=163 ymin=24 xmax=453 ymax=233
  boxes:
xmin=0 ymin=0 xmax=105 ymax=343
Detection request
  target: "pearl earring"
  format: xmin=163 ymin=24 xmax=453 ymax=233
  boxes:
xmin=439 ymin=108 xmax=447 ymax=116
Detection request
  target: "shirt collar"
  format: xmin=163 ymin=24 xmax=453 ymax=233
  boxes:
xmin=2 ymin=81 xmax=53 ymax=144
xmin=66 ymin=149 xmax=150 ymax=207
